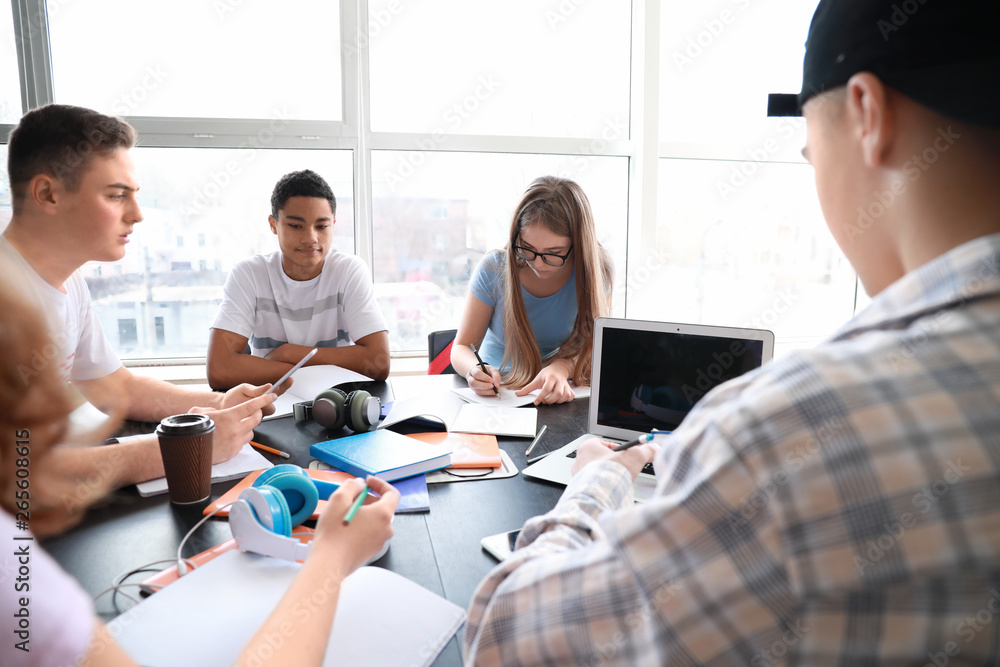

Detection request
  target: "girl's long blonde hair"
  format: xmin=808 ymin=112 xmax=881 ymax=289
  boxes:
xmin=0 ymin=269 xmax=121 ymax=536
xmin=500 ymin=176 xmax=613 ymax=388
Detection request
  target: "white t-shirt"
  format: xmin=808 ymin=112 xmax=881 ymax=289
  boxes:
xmin=212 ymin=250 xmax=388 ymax=357
xmin=0 ymin=510 xmax=96 ymax=666
xmin=0 ymin=237 xmax=122 ymax=383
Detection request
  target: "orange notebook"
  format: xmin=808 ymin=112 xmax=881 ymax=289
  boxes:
xmin=406 ymin=432 xmax=501 ymax=469
xmin=140 ymin=530 xmax=317 ymax=593
xmin=203 ymin=468 xmax=358 ymax=519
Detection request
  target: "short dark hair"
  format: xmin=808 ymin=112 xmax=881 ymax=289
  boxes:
xmin=7 ymin=104 xmax=137 ymax=213
xmin=270 ymin=169 xmax=336 ymax=217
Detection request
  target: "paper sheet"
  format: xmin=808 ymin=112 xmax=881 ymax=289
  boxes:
xmin=452 ymin=385 xmax=590 ymax=407
xmin=265 ymin=364 xmax=374 ymax=419
xmin=135 ymin=444 xmax=272 ymax=497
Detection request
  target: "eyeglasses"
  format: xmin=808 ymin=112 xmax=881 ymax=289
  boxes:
xmin=513 ymin=244 xmax=574 ymax=267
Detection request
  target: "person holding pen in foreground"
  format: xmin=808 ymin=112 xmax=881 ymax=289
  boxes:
xmin=451 ymin=176 xmax=613 ymax=404
xmin=464 ymin=1 xmax=1000 ymax=663
xmin=0 ymin=272 xmax=400 ymax=667
xmin=207 ymin=169 xmax=390 ymax=389
xmin=0 ymin=104 xmax=278 ymax=487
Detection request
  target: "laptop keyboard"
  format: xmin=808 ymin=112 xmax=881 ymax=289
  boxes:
xmin=567 ymin=450 xmax=655 ymax=477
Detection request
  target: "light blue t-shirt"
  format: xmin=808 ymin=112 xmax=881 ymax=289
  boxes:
xmin=468 ymin=251 xmax=577 ymax=371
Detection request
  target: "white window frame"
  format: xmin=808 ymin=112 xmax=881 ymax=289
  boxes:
xmin=3 ymin=0 xmax=856 ymax=372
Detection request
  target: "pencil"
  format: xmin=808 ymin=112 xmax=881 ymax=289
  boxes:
xmin=343 ymin=483 xmax=369 ymax=525
xmin=469 ymin=343 xmax=500 ymax=396
xmin=524 ymin=424 xmax=548 ymax=456
xmin=249 ymin=440 xmax=290 ymax=459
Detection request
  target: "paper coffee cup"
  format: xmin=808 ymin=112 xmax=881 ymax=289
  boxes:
xmin=155 ymin=414 xmax=215 ymax=504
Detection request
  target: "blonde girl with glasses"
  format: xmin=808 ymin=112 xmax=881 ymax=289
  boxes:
xmin=452 ymin=176 xmax=613 ymax=404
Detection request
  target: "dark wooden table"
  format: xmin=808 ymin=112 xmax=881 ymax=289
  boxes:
xmin=44 ymin=374 xmax=588 ymax=666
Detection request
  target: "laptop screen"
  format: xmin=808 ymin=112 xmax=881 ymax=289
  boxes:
xmin=592 ymin=319 xmax=774 ymax=437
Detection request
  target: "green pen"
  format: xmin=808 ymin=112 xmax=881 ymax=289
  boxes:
xmin=342 ymin=483 xmax=369 ymax=525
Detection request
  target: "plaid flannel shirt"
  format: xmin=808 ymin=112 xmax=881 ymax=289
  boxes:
xmin=464 ymin=234 xmax=1000 ymax=666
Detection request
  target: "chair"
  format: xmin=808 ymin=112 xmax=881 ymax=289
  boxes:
xmin=427 ymin=329 xmax=458 ymax=375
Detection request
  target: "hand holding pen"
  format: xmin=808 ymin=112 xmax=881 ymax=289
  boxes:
xmin=469 ymin=343 xmax=501 ymax=397
xmin=571 ymin=432 xmax=663 ymax=478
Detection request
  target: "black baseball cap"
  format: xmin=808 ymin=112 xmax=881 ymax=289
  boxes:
xmin=767 ymin=0 xmax=1000 ymax=129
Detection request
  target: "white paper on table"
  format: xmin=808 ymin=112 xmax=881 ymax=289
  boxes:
xmin=379 ymin=391 xmax=538 ymax=437
xmin=449 ymin=403 xmax=538 ymax=438
xmin=135 ymin=443 xmax=272 ymax=497
xmin=265 ymin=364 xmax=374 ymax=420
xmin=452 ymin=385 xmax=590 ymax=407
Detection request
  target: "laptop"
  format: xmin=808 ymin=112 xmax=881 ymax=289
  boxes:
xmin=522 ymin=317 xmax=775 ymax=500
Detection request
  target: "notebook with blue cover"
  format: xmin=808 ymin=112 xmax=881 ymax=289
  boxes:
xmin=310 ymin=430 xmax=453 ymax=482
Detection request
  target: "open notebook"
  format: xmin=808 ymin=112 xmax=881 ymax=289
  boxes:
xmin=523 ymin=317 xmax=774 ymax=500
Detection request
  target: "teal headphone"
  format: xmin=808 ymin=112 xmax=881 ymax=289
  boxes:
xmin=229 ymin=464 xmax=339 ymax=561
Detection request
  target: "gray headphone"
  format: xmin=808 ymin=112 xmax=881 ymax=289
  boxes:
xmin=292 ymin=388 xmax=380 ymax=432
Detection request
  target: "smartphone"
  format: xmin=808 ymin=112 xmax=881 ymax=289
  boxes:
xmin=480 ymin=529 xmax=520 ymax=561
xmin=265 ymin=347 xmax=318 ymax=395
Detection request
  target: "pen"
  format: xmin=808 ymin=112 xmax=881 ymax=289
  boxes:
xmin=249 ymin=440 xmax=290 ymax=459
xmin=469 ymin=343 xmax=500 ymax=397
xmin=342 ymin=483 xmax=369 ymax=525
xmin=524 ymin=424 xmax=548 ymax=456
xmin=265 ymin=347 xmax=318 ymax=395
xmin=611 ymin=432 xmax=656 ymax=452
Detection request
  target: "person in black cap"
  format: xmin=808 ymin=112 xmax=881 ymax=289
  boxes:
xmin=463 ymin=1 xmax=1000 ymax=664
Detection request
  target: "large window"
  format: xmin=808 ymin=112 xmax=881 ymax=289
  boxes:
xmin=652 ymin=0 xmax=848 ymax=355
xmin=0 ymin=8 xmax=19 ymax=123
xmin=87 ymin=147 xmax=353 ymax=358
xmin=368 ymin=0 xmax=630 ymax=138
xmin=369 ymin=151 xmax=628 ymax=351
xmin=1 ymin=0 xmax=856 ymax=365
xmin=49 ymin=0 xmax=343 ymax=121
